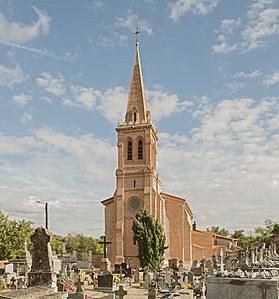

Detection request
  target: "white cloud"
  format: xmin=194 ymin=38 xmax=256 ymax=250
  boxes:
xmin=233 ymin=70 xmax=263 ymax=79
xmin=0 ymin=6 xmax=50 ymax=44
xmin=212 ymin=37 xmax=238 ymax=54
xmin=13 ymin=93 xmax=32 ymax=107
xmin=226 ymin=82 xmax=246 ymax=94
xmin=0 ymin=64 xmax=28 ymax=88
xmin=213 ymin=1 xmax=279 ymax=54
xmin=96 ymin=86 xmax=128 ymax=123
xmin=82 ymin=0 xmax=104 ymax=12
xmin=220 ymin=18 xmax=241 ymax=34
xmin=115 ymin=14 xmax=153 ymax=35
xmin=36 ymin=72 xmax=65 ymax=96
xmin=262 ymin=71 xmax=279 ymax=86
xmin=70 ymin=85 xmax=100 ymax=110
xmin=20 ymin=110 xmax=33 ymax=124
xmin=168 ymin=0 xmax=219 ymax=22
xmin=241 ymin=3 xmax=279 ymax=51
xmin=147 ymin=88 xmax=191 ymax=121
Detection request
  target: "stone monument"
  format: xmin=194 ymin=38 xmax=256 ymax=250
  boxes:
xmin=28 ymin=227 xmax=53 ymax=287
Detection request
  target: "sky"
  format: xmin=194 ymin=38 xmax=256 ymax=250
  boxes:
xmin=0 ymin=0 xmax=278 ymax=238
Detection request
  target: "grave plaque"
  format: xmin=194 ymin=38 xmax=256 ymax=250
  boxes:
xmin=97 ymin=273 xmax=114 ymax=291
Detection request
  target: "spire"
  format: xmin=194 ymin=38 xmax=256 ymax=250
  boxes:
xmin=125 ymin=33 xmax=149 ymax=124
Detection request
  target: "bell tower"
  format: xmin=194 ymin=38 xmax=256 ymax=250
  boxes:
xmin=103 ymin=39 xmax=163 ymax=266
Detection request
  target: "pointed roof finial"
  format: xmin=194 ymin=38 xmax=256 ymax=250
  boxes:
xmin=134 ymin=26 xmax=141 ymax=46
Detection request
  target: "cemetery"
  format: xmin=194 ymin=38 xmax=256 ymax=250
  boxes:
xmin=0 ymin=224 xmax=279 ymax=298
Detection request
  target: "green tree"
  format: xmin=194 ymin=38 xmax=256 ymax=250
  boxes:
xmin=207 ymin=226 xmax=229 ymax=236
xmin=0 ymin=211 xmax=34 ymax=260
xmin=50 ymin=233 xmax=66 ymax=256
xmin=66 ymin=233 xmax=103 ymax=259
xmin=254 ymin=218 xmax=278 ymax=245
xmin=132 ymin=208 xmax=168 ymax=270
xmin=272 ymin=224 xmax=279 ymax=235
xmin=230 ymin=230 xmax=255 ymax=248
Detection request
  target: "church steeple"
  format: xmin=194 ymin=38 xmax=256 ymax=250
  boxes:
xmin=125 ymin=39 xmax=150 ymax=124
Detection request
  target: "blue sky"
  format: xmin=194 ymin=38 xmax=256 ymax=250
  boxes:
xmin=0 ymin=0 xmax=279 ymax=237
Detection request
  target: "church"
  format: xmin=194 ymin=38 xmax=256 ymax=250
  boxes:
xmin=101 ymin=39 xmax=193 ymax=267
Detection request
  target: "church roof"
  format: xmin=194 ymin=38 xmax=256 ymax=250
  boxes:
xmin=125 ymin=41 xmax=149 ymax=123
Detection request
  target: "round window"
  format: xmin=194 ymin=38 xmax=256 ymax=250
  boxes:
xmin=129 ymin=198 xmax=141 ymax=211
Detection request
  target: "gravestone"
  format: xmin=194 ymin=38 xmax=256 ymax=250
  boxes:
xmin=115 ymin=285 xmax=127 ymax=299
xmin=17 ymin=277 xmax=25 ymax=289
xmin=134 ymin=267 xmax=140 ymax=283
xmin=88 ymin=250 xmax=93 ymax=267
xmin=164 ymin=267 xmax=171 ymax=285
xmin=28 ymin=227 xmax=53 ymax=287
xmin=62 ymin=243 xmax=67 ymax=257
xmin=178 ymin=260 xmax=184 ymax=274
xmin=217 ymin=248 xmax=224 ymax=273
xmin=97 ymin=272 xmax=114 ymax=291
xmin=10 ymin=277 xmax=17 ymax=289
xmin=145 ymin=272 xmax=151 ymax=289
xmin=206 ymin=260 xmax=214 ymax=275
xmin=172 ymin=272 xmax=181 ymax=288
xmin=169 ymin=259 xmax=178 ymax=270
xmin=187 ymin=271 xmax=194 ymax=287
xmin=57 ymin=282 xmax=65 ymax=292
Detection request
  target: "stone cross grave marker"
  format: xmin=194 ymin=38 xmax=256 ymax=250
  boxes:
xmin=172 ymin=272 xmax=181 ymax=288
xmin=99 ymin=236 xmax=112 ymax=258
xmin=115 ymin=285 xmax=127 ymax=299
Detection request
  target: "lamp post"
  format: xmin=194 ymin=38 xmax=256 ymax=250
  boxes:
xmin=36 ymin=201 xmax=48 ymax=230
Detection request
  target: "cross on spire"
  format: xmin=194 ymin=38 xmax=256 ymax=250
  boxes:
xmin=99 ymin=236 xmax=111 ymax=258
xmin=134 ymin=27 xmax=141 ymax=45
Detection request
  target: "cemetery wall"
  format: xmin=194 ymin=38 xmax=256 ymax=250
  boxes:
xmin=206 ymin=276 xmax=279 ymax=299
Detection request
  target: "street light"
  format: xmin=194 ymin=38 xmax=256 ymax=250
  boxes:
xmin=36 ymin=201 xmax=48 ymax=230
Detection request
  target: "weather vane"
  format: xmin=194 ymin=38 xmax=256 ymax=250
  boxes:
xmin=134 ymin=26 xmax=141 ymax=45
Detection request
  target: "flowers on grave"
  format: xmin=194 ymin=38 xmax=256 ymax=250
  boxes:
xmin=58 ymin=273 xmax=68 ymax=283
xmin=64 ymin=284 xmax=75 ymax=293
xmin=83 ymin=274 xmax=92 ymax=285
xmin=113 ymin=275 xmax=120 ymax=284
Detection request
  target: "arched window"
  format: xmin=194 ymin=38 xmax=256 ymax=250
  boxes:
xmin=127 ymin=141 xmax=132 ymax=160
xmin=134 ymin=112 xmax=137 ymax=122
xmin=138 ymin=140 xmax=143 ymax=160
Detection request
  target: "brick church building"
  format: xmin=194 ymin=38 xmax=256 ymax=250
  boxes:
xmin=102 ymin=40 xmax=193 ymax=267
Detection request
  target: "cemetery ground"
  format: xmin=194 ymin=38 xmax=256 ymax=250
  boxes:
xmin=0 ymin=215 xmax=279 ymax=298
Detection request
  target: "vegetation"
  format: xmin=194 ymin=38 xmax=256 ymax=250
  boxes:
xmin=0 ymin=210 xmax=103 ymax=260
xmin=209 ymin=218 xmax=279 ymax=248
xmin=207 ymin=226 xmax=229 ymax=236
xmin=132 ymin=208 xmax=168 ymax=269
xmin=0 ymin=211 xmax=34 ymax=260
xmin=66 ymin=233 xmax=103 ymax=260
